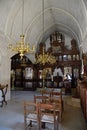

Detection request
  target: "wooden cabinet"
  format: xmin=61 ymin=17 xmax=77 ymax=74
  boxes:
xmin=86 ymin=90 xmax=87 ymax=120
xmin=11 ymin=54 xmax=36 ymax=90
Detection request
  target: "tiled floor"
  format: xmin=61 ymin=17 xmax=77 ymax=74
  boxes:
xmin=0 ymin=90 xmax=87 ymax=130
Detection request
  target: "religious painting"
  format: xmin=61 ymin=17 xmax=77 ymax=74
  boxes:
xmin=73 ymin=55 xmax=76 ymax=60
xmin=68 ymin=55 xmax=71 ymax=60
xmin=52 ymin=46 xmax=61 ymax=53
xmin=15 ymin=69 xmax=21 ymax=79
xmin=24 ymin=67 xmax=33 ymax=79
xmin=76 ymin=54 xmax=79 ymax=60
xmin=45 ymin=68 xmax=52 ymax=79
xmin=59 ymin=55 xmax=62 ymax=61
xmin=64 ymin=67 xmax=72 ymax=80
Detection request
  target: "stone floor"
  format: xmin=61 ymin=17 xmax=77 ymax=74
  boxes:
xmin=0 ymin=90 xmax=87 ymax=130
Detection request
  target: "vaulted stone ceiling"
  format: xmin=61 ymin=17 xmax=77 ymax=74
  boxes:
xmin=0 ymin=0 xmax=87 ymax=60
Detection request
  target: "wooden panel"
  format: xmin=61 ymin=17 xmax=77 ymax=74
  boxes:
xmin=79 ymin=81 xmax=87 ymax=120
xmin=86 ymin=90 xmax=87 ymax=120
xmin=36 ymin=31 xmax=81 ymax=88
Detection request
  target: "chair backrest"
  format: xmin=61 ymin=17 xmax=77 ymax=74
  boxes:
xmin=52 ymin=90 xmax=62 ymax=102
xmin=24 ymin=101 xmax=37 ymax=112
xmin=42 ymin=91 xmax=52 ymax=98
xmin=41 ymin=88 xmax=53 ymax=102
xmin=34 ymin=95 xmax=49 ymax=104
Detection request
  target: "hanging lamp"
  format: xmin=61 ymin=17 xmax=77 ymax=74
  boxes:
xmin=35 ymin=0 xmax=56 ymax=89
xmin=9 ymin=0 xmax=35 ymax=59
xmin=35 ymin=0 xmax=56 ymax=65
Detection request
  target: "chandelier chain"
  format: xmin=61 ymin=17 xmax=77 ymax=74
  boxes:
xmin=42 ymin=0 xmax=44 ymax=37
xmin=22 ymin=0 xmax=24 ymax=35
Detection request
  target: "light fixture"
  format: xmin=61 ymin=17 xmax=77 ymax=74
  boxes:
xmin=35 ymin=0 xmax=56 ymax=88
xmin=9 ymin=0 xmax=35 ymax=59
xmin=36 ymin=47 xmax=56 ymax=65
xmin=36 ymin=0 xmax=56 ymax=65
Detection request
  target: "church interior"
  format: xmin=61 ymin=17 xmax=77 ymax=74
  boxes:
xmin=0 ymin=0 xmax=87 ymax=130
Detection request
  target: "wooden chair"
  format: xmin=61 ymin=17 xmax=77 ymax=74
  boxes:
xmin=23 ymin=101 xmax=40 ymax=130
xmin=52 ymin=91 xmax=63 ymax=109
xmin=41 ymin=88 xmax=53 ymax=103
xmin=38 ymin=103 xmax=59 ymax=130
xmin=51 ymin=91 xmax=63 ymax=122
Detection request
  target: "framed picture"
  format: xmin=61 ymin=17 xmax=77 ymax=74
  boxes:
xmin=24 ymin=67 xmax=33 ymax=79
xmin=73 ymin=55 xmax=76 ymax=60
xmin=68 ymin=55 xmax=71 ymax=60
xmin=15 ymin=69 xmax=21 ymax=79
xmin=64 ymin=67 xmax=72 ymax=80
xmin=52 ymin=46 xmax=61 ymax=53
xmin=59 ymin=55 xmax=62 ymax=61
xmin=77 ymin=54 xmax=79 ymax=60
xmin=38 ymin=70 xmax=43 ymax=79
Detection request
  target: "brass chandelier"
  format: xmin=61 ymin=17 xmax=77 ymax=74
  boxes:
xmin=36 ymin=0 xmax=56 ymax=65
xmin=36 ymin=47 xmax=56 ymax=65
xmin=9 ymin=0 xmax=35 ymax=59
xmin=9 ymin=34 xmax=35 ymax=59
xmin=35 ymin=0 xmax=56 ymax=89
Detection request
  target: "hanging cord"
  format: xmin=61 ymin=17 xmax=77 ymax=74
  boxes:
xmin=22 ymin=0 xmax=24 ymax=35
xmin=42 ymin=0 xmax=44 ymax=39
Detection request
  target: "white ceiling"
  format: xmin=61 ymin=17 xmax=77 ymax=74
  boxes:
xmin=0 ymin=0 xmax=87 ymax=57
